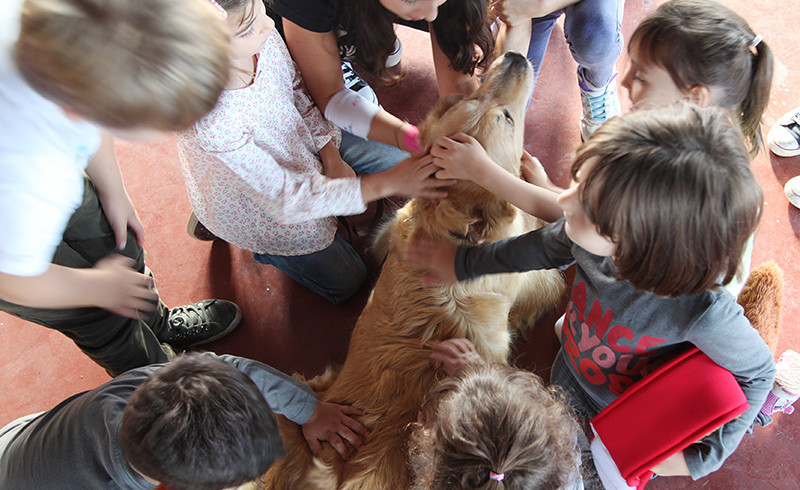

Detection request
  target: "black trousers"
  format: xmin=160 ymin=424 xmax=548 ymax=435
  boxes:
xmin=0 ymin=176 xmax=171 ymax=376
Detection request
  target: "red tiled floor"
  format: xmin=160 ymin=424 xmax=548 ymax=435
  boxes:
xmin=1 ymin=0 xmax=799 ymax=487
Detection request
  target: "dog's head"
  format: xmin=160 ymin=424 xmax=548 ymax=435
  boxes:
xmin=414 ymin=51 xmax=534 ymax=244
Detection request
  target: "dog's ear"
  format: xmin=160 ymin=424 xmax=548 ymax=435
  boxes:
xmin=418 ymin=94 xmax=466 ymax=147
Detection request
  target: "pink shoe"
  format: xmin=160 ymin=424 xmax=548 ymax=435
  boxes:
xmin=761 ymin=349 xmax=800 ymax=416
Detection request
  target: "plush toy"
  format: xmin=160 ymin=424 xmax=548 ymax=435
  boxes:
xmin=737 ymin=262 xmax=800 ymax=418
xmin=738 ymin=260 xmax=784 ymax=357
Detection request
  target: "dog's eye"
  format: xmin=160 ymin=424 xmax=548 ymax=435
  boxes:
xmin=503 ymin=109 xmax=514 ymax=124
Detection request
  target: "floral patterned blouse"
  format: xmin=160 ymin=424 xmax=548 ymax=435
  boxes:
xmin=177 ymin=29 xmax=365 ymax=256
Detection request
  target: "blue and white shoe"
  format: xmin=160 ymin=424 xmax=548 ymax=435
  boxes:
xmin=578 ymin=67 xmax=621 ymax=141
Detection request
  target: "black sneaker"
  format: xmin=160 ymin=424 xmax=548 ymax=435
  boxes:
xmin=342 ymin=61 xmax=378 ymax=105
xmin=187 ymin=211 xmax=218 ymax=241
xmin=161 ymin=299 xmax=242 ymax=350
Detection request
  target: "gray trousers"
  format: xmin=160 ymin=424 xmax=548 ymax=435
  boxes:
xmin=0 ymin=176 xmax=171 ymax=376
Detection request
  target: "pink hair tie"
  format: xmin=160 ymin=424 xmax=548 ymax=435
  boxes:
xmin=403 ymin=124 xmax=421 ymax=153
xmin=489 ymin=471 xmax=505 ymax=481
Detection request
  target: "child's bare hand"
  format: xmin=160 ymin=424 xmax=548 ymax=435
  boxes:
xmin=651 ymin=450 xmax=690 ymax=476
xmin=494 ymin=0 xmax=578 ymax=25
xmin=92 ymin=255 xmax=158 ymax=319
xmin=390 ymin=154 xmax=456 ymax=199
xmin=432 ymin=338 xmax=484 ymax=375
xmin=97 ymin=190 xmax=145 ymax=250
xmin=520 ymin=151 xmax=563 ymax=193
xmin=431 ymin=132 xmax=494 ymax=183
xmin=323 ymin=154 xmax=357 ymax=180
xmin=405 ymin=237 xmax=458 ymax=286
xmin=301 ymin=401 xmax=370 ymax=460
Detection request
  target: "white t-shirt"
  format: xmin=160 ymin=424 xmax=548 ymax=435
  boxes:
xmin=0 ymin=0 xmax=101 ymax=276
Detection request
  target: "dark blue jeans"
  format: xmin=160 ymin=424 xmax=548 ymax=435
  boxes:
xmin=253 ymin=131 xmax=408 ymax=304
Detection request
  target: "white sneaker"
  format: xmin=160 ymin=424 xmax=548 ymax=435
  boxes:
xmin=386 ymin=38 xmax=403 ymax=68
xmin=578 ymin=67 xmax=621 ymax=141
xmin=768 ymin=105 xmax=800 ymax=157
xmin=785 ymin=175 xmax=800 ymax=209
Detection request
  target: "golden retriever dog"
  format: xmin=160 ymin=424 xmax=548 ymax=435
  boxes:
xmin=258 ymin=51 xmax=566 ymax=490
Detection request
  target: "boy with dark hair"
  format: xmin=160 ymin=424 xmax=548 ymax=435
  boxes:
xmin=407 ymin=104 xmax=775 ymax=480
xmin=0 ymin=353 xmax=369 ymax=489
xmin=0 ymin=0 xmax=240 ymax=376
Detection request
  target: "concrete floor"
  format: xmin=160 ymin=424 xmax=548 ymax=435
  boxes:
xmin=1 ymin=0 xmax=798 ymax=487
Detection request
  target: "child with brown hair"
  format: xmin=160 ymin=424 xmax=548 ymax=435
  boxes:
xmin=622 ymin=0 xmax=772 ymax=156
xmin=409 ymin=339 xmax=582 ymax=490
xmin=406 ymin=104 xmax=776 ymax=481
xmin=0 ymin=0 xmax=242 ymax=376
xmin=0 ymin=353 xmax=370 ymax=488
xmin=431 ymin=0 xmax=772 ymax=293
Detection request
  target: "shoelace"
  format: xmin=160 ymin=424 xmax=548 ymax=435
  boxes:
xmin=342 ymin=63 xmax=367 ymax=93
xmin=583 ymin=89 xmax=616 ymax=121
xmin=170 ymin=304 xmax=209 ymax=329
xmin=785 ymin=114 xmax=800 ymax=140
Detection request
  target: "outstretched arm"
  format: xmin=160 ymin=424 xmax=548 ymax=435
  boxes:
xmin=430 ymin=26 xmax=480 ymax=97
xmin=405 ymin=236 xmax=459 ymax=286
xmin=282 ymin=20 xmax=419 ymax=152
xmin=431 ymin=133 xmax=562 ymax=221
xmin=215 ymin=354 xmax=371 ymax=460
xmin=0 ymin=256 xmax=157 ymax=318
xmin=360 ymin=153 xmax=456 ymax=203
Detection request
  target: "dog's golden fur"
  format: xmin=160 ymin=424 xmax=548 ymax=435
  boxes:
xmin=258 ymin=52 xmax=565 ymax=490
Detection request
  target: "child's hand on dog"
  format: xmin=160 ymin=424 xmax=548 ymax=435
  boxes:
xmin=431 ymin=132 xmax=495 ymax=183
xmin=360 ymin=154 xmax=455 ymax=203
xmin=302 ymin=401 xmax=371 ymax=460
xmin=432 ymin=338 xmax=484 ymax=376
xmin=405 ymin=237 xmax=459 ymax=286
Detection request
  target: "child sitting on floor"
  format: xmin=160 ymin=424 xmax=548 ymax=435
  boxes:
xmin=0 ymin=353 xmax=369 ymax=489
xmin=177 ymin=0 xmax=452 ymax=305
xmin=406 ymin=104 xmax=776 ymax=481
xmin=409 ymin=338 xmax=582 ymax=489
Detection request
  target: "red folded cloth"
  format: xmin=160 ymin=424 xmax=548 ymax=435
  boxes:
xmin=589 ymin=347 xmax=749 ymax=489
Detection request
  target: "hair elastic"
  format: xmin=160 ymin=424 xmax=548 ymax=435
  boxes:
xmin=489 ymin=471 xmax=505 ymax=482
xmin=208 ymin=0 xmax=228 ymax=19
xmin=750 ymin=34 xmax=763 ymax=48
xmin=402 ymin=124 xmax=421 ymax=153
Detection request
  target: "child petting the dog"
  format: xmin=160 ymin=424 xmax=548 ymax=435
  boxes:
xmin=409 ymin=338 xmax=583 ymax=490
xmin=406 ymin=104 xmax=776 ymax=481
xmin=0 ymin=353 xmax=370 ymax=489
xmin=432 ymin=0 xmax=772 ymax=294
xmin=177 ymin=0 xmax=453 ymax=305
